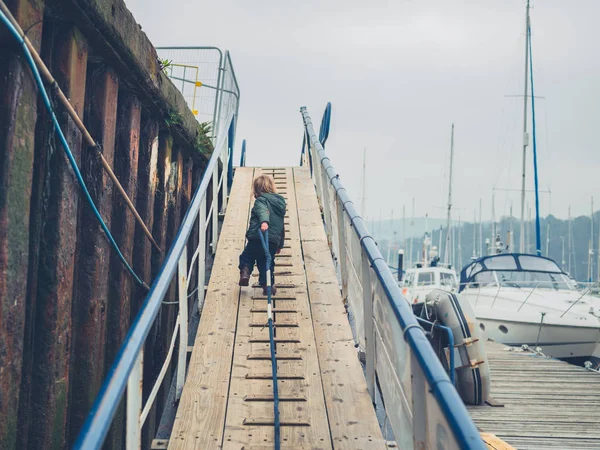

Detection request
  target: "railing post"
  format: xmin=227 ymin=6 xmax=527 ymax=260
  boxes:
xmin=411 ymin=352 xmax=428 ymax=447
xmin=320 ymin=167 xmax=333 ymax=248
xmin=197 ymin=197 xmax=207 ymax=309
xmin=336 ymin=197 xmax=349 ymax=303
xmin=361 ymin=249 xmax=375 ymax=402
xmin=221 ymin=135 xmax=229 ymax=211
xmin=212 ymin=163 xmax=219 ymax=254
xmin=177 ymin=246 xmax=188 ymax=400
xmin=126 ymin=350 xmax=143 ymax=450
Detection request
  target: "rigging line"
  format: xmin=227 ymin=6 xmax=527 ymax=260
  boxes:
xmin=528 ymin=24 xmax=542 ymax=256
xmin=0 ymin=0 xmax=162 ymax=254
xmin=259 ymin=229 xmax=280 ymax=450
xmin=0 ymin=9 xmax=149 ymax=290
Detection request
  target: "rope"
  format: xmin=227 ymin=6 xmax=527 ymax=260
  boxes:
xmin=0 ymin=0 xmax=162 ymax=254
xmin=258 ymin=229 xmax=280 ymax=450
xmin=0 ymin=9 xmax=149 ymax=290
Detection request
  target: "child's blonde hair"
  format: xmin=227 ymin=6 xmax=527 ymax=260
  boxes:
xmin=253 ymin=174 xmax=277 ymax=197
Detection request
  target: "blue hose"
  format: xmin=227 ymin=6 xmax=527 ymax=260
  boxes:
xmin=258 ymin=229 xmax=280 ymax=450
xmin=0 ymin=9 xmax=148 ymax=289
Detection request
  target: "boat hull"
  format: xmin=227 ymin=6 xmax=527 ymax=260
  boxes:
xmin=475 ymin=313 xmax=600 ymax=362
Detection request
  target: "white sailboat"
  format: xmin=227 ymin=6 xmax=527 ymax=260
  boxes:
xmin=459 ymin=1 xmax=600 ymax=365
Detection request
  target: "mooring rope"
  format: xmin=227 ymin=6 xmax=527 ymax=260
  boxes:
xmin=258 ymin=229 xmax=280 ymax=450
xmin=0 ymin=9 xmax=149 ymax=290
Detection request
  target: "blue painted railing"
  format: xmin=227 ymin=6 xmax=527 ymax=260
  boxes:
xmin=73 ymin=112 xmax=235 ymax=449
xmin=300 ymin=104 xmax=485 ymax=449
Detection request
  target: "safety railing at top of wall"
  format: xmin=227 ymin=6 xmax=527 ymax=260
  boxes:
xmin=73 ymin=110 xmax=236 ymax=450
xmin=300 ymin=104 xmax=486 ymax=450
xmin=156 ymin=47 xmax=240 ymax=139
xmin=157 ymin=46 xmax=240 ymax=188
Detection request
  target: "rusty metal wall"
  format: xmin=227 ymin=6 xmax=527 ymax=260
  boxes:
xmin=0 ymin=1 xmax=214 ymax=449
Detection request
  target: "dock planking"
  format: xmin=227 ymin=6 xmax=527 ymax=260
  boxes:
xmin=169 ymin=167 xmax=384 ymax=449
xmin=469 ymin=341 xmax=600 ymax=450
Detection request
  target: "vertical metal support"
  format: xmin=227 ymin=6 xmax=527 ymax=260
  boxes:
xmin=221 ymin=134 xmax=229 ymax=211
xmin=321 ymin=170 xmax=334 ymax=247
xmin=197 ymin=197 xmax=207 ymax=309
xmin=214 ymin=55 xmax=226 ymax=141
xmin=361 ymin=250 xmax=375 ymax=401
xmin=212 ymin=163 xmax=219 ymax=254
xmin=411 ymin=352 xmax=428 ymax=448
xmin=176 ymin=247 xmax=188 ymax=399
xmin=126 ymin=350 xmax=143 ymax=450
xmin=336 ymin=197 xmax=349 ymax=303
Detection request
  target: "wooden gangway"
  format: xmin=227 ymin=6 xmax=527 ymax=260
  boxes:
xmin=168 ymin=167 xmax=386 ymax=449
xmin=471 ymin=341 xmax=600 ymax=450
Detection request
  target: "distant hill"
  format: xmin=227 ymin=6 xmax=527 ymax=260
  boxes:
xmin=371 ymin=213 xmax=600 ymax=282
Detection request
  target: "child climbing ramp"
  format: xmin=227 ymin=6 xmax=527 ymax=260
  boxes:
xmin=238 ymin=174 xmax=287 ymax=295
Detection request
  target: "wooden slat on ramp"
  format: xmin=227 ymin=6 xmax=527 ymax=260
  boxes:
xmin=169 ymin=168 xmax=255 ymax=449
xmin=169 ymin=167 xmax=385 ymax=449
xmin=294 ymin=168 xmax=386 ymax=449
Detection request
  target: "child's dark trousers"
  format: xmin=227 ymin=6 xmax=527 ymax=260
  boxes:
xmin=239 ymin=239 xmax=278 ymax=287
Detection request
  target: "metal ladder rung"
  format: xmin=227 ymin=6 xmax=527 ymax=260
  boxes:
xmin=249 ymin=322 xmax=298 ymax=328
xmin=247 ymin=354 xmax=302 ymax=360
xmin=243 ymin=418 xmax=310 ymax=427
xmin=244 ymin=395 xmax=306 ymax=402
xmin=245 ymin=374 xmax=305 ymax=380
xmin=249 ymin=338 xmax=300 ymax=344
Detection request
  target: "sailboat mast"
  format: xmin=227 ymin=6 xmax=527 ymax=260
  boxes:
xmin=519 ymin=0 xmax=531 ymax=253
xmin=479 ymin=198 xmax=483 ymax=257
xmin=567 ymin=205 xmax=572 ymax=275
xmin=361 ymin=148 xmax=366 ymax=218
xmin=409 ymin=198 xmax=415 ymax=268
xmin=588 ymin=197 xmax=594 ymax=283
xmin=445 ymin=123 xmax=455 ymax=265
xmin=472 ymin=209 xmax=477 ymax=258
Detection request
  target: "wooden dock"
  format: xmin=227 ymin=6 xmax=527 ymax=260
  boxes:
xmin=469 ymin=341 xmax=600 ymax=450
xmin=168 ymin=167 xmax=385 ymax=449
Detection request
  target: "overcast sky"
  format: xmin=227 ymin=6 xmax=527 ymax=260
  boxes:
xmin=125 ymin=0 xmax=599 ymax=222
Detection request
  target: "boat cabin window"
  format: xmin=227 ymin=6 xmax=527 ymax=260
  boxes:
xmin=518 ymin=255 xmax=561 ymax=272
xmin=472 ymin=270 xmax=574 ymax=290
xmin=440 ymin=272 xmax=458 ymax=290
xmin=484 ymin=255 xmax=518 ymax=270
xmin=417 ymin=271 xmax=436 ymax=286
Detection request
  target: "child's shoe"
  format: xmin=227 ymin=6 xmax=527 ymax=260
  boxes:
xmin=239 ymin=266 xmax=251 ymax=286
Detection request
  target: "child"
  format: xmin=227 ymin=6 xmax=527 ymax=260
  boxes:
xmin=239 ymin=175 xmax=287 ymax=295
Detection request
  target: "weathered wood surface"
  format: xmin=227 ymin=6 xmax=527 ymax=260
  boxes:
xmin=170 ymin=167 xmax=384 ymax=449
xmin=294 ymin=167 xmax=386 ymax=449
xmin=0 ymin=1 xmax=44 ymax=446
xmin=168 ymin=168 xmax=254 ymax=449
xmin=469 ymin=341 xmax=600 ymax=449
xmin=70 ymin=65 xmax=119 ymax=440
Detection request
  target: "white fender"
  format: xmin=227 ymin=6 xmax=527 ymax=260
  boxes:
xmin=426 ymin=289 xmax=491 ymax=405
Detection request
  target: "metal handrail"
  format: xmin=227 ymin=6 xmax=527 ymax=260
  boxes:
xmin=73 ymin=111 xmax=235 ymax=450
xmin=300 ymin=105 xmax=484 ymax=449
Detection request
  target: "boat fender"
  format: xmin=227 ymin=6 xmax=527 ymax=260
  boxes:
xmin=426 ymin=289 xmax=491 ymax=405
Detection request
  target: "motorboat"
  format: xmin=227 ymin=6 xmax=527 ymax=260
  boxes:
xmin=459 ymin=253 xmax=600 ymax=365
xmin=402 ymin=265 xmax=458 ymax=304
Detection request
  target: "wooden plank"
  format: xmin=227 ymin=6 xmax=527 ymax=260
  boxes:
xmin=222 ymin=167 xmax=332 ymax=450
xmin=293 ymin=167 xmax=387 ymax=449
xmin=28 ymin=24 xmax=88 ymax=450
xmin=471 ymin=340 xmax=600 ymax=448
xmin=480 ymin=433 xmax=516 ymax=450
xmin=168 ymin=167 xmax=255 ymax=450
xmin=0 ymin=2 xmax=44 ymax=446
xmin=70 ymin=66 xmax=119 ymax=439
